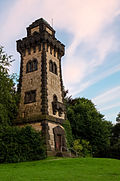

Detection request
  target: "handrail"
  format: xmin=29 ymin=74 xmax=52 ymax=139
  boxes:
xmin=69 ymin=147 xmax=78 ymax=157
xmin=60 ymin=146 xmax=78 ymax=157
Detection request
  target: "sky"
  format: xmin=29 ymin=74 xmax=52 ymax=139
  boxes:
xmin=0 ymin=0 xmax=120 ymax=124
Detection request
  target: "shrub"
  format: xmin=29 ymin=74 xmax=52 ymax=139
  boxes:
xmin=73 ymin=139 xmax=92 ymax=157
xmin=0 ymin=126 xmax=46 ymax=163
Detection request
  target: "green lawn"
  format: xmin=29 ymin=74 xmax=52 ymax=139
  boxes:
xmin=0 ymin=157 xmax=120 ymax=181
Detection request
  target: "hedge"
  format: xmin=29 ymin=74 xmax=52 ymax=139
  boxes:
xmin=0 ymin=125 xmax=46 ymax=163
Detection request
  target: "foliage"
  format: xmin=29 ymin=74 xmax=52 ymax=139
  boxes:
xmin=111 ymin=123 xmax=120 ymax=145
xmin=0 ymin=46 xmax=18 ymax=125
xmin=109 ymin=116 xmax=120 ymax=159
xmin=0 ymin=71 xmax=18 ymax=124
xmin=73 ymin=139 xmax=92 ymax=157
xmin=63 ymin=119 xmax=73 ymax=148
xmin=109 ymin=139 xmax=120 ymax=159
xmin=116 ymin=112 xmax=120 ymax=123
xmin=0 ymin=46 xmax=14 ymax=73
xmin=66 ymin=97 xmax=112 ymax=157
xmin=0 ymin=126 xmax=46 ymax=163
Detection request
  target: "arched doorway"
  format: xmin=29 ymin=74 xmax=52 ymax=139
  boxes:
xmin=53 ymin=126 xmax=67 ymax=152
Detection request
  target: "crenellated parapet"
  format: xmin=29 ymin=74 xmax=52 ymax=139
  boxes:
xmin=17 ymin=18 xmax=65 ymax=58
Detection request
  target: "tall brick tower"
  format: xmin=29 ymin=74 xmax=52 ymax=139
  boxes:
xmin=16 ymin=18 xmax=67 ymax=155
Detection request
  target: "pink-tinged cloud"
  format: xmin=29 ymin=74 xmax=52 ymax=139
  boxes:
xmin=0 ymin=0 xmax=120 ymax=96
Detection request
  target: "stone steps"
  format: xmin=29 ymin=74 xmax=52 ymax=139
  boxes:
xmin=47 ymin=151 xmax=77 ymax=158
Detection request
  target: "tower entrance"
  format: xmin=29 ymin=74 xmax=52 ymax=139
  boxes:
xmin=56 ymin=135 xmax=62 ymax=151
xmin=53 ymin=126 xmax=66 ymax=152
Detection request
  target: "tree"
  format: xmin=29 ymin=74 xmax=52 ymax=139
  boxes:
xmin=0 ymin=46 xmax=18 ymax=125
xmin=108 ymin=113 xmax=120 ymax=159
xmin=111 ymin=123 xmax=120 ymax=145
xmin=116 ymin=112 xmax=120 ymax=123
xmin=111 ymin=112 xmax=120 ymax=146
xmin=67 ymin=97 xmax=112 ymax=157
xmin=0 ymin=47 xmax=46 ymax=163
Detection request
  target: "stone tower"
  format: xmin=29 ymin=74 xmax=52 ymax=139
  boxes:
xmin=16 ymin=18 xmax=67 ymax=155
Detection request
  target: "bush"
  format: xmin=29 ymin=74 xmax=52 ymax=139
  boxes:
xmin=0 ymin=126 xmax=46 ymax=163
xmin=73 ymin=139 xmax=92 ymax=157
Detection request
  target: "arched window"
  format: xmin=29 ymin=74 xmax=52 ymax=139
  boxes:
xmin=26 ymin=58 xmax=38 ymax=73
xmin=53 ymin=94 xmax=58 ymax=102
xmin=26 ymin=60 xmax=32 ymax=73
xmin=49 ymin=60 xmax=53 ymax=72
xmin=33 ymin=59 xmax=38 ymax=71
xmin=52 ymin=95 xmax=58 ymax=115
xmin=49 ymin=60 xmax=57 ymax=75
xmin=53 ymin=62 xmax=57 ymax=75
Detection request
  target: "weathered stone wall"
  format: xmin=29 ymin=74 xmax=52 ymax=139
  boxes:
xmin=19 ymin=47 xmax=42 ymax=120
xmin=46 ymin=48 xmax=65 ymax=119
xmin=18 ymin=44 xmax=65 ymax=121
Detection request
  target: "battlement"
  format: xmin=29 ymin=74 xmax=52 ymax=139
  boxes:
xmin=17 ymin=18 xmax=65 ymax=57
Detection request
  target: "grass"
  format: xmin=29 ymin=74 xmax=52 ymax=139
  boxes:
xmin=0 ymin=157 xmax=120 ymax=181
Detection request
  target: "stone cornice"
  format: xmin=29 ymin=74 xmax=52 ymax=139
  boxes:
xmin=14 ymin=114 xmax=65 ymax=125
xmin=17 ymin=32 xmax=65 ymax=56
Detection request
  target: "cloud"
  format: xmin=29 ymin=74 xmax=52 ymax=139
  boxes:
xmin=0 ymin=0 xmax=44 ymax=43
xmin=1 ymin=0 xmax=120 ymax=124
xmin=69 ymin=63 xmax=120 ymax=96
xmin=100 ymin=102 xmax=120 ymax=112
xmin=1 ymin=0 xmax=120 ymax=93
xmin=92 ymin=85 xmax=120 ymax=123
xmin=92 ymin=86 xmax=120 ymax=122
xmin=92 ymin=86 xmax=120 ymax=105
xmin=1 ymin=0 xmax=120 ymax=43
xmin=63 ymin=31 xmax=120 ymax=95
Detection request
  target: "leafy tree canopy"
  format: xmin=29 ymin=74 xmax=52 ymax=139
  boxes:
xmin=116 ymin=112 xmax=120 ymax=123
xmin=66 ymin=97 xmax=112 ymax=156
xmin=0 ymin=46 xmax=18 ymax=125
xmin=110 ymin=113 xmax=120 ymax=146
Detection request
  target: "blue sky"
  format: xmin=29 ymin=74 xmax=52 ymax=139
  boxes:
xmin=1 ymin=0 xmax=120 ymax=124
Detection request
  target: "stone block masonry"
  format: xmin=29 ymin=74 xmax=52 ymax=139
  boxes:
xmin=16 ymin=18 xmax=67 ymax=154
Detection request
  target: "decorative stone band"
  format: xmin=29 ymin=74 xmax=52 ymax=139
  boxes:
xmin=16 ymin=31 xmax=64 ymax=57
xmin=14 ymin=114 xmax=65 ymax=125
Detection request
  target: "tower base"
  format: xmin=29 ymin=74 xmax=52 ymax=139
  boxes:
xmin=15 ymin=116 xmax=67 ymax=155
